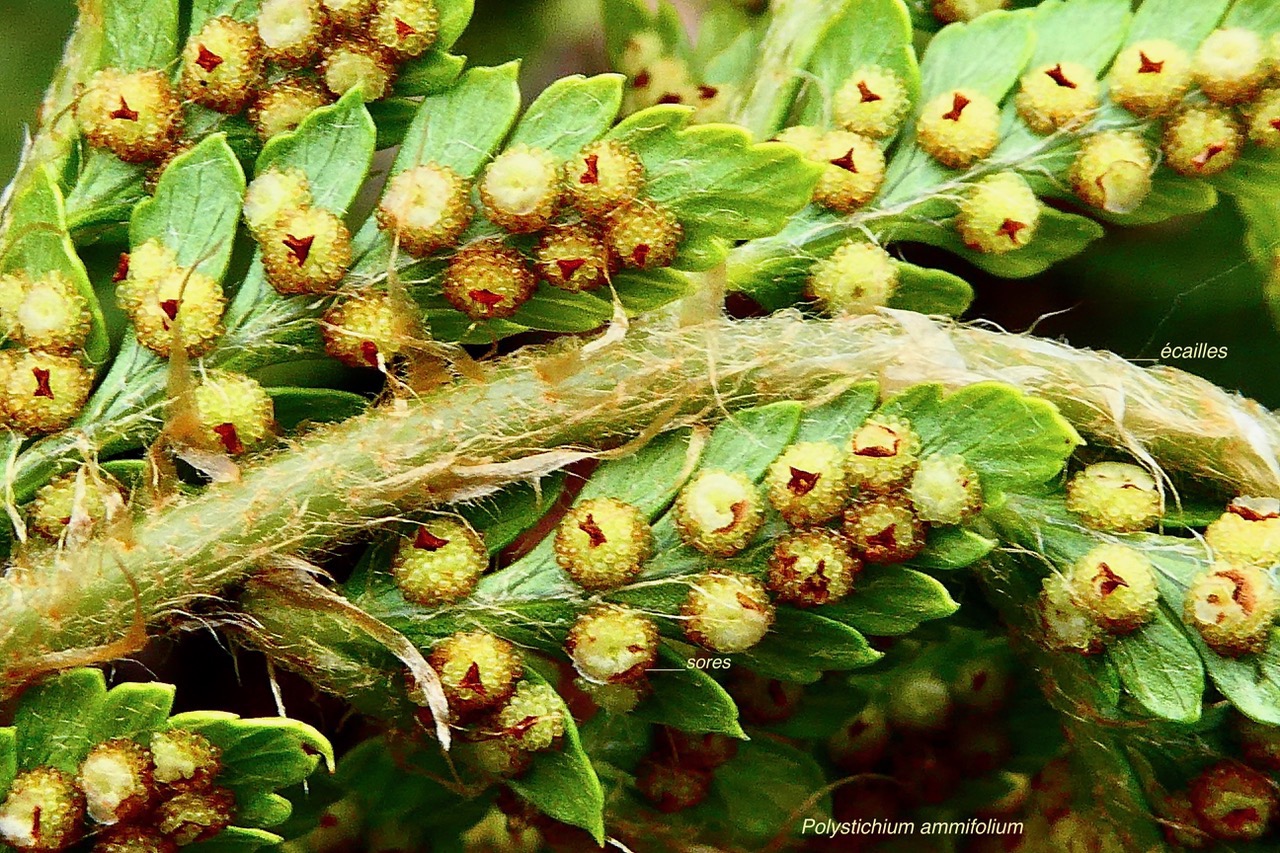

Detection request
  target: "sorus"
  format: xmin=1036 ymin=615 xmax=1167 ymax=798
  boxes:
xmin=916 ymin=88 xmax=1001 ymax=169
xmin=1161 ymin=103 xmax=1244 ymax=177
xmin=321 ymin=0 xmax=376 ymax=30
xmin=77 ymin=68 xmax=182 ymax=163
xmin=842 ymin=492 xmax=927 ymax=563
xmin=1064 ymin=461 xmax=1162 ymax=532
xmin=806 ymin=240 xmax=899 ymax=316
xmin=30 ymin=469 xmax=124 ymax=541
xmin=1069 ymin=131 xmax=1154 ymax=213
xmin=764 ymin=440 xmax=851 ymax=526
xmin=845 ymin=413 xmax=921 ymax=491
xmin=602 ymin=200 xmax=683 ymax=270
xmin=376 ymin=162 xmax=474 ymax=257
xmin=370 ymin=0 xmax=441 ymax=60
xmin=673 ymin=469 xmax=765 ymax=557
xmin=1193 ymin=28 xmax=1270 ymax=106
xmin=257 ymin=0 xmax=328 ymax=67
xmin=0 ymin=766 xmax=86 ymax=852
xmin=1038 ymin=572 xmax=1105 ymax=655
xmin=635 ymin=758 xmax=711 ymax=814
xmin=428 ymin=630 xmax=524 ymax=717
xmin=1066 ymin=543 xmax=1159 ymax=634
xmin=534 ymin=223 xmax=612 ymax=292
xmin=154 ymin=788 xmax=235 ymax=846
xmin=1015 ymin=61 xmax=1100 ymax=134
xmin=808 ymin=129 xmax=886 ymax=213
xmin=1 ymin=350 xmax=93 ymax=434
xmin=259 ymin=206 xmax=353 ymax=295
xmin=1108 ymin=39 xmax=1194 ymax=118
xmin=489 ymin=680 xmax=565 ymax=752
xmin=3 ymin=270 xmax=91 ymax=353
xmin=563 ymin=139 xmax=646 ymax=220
xmin=321 ymin=38 xmax=397 ymax=101
xmin=681 ymin=571 xmax=775 ymax=653
xmin=441 ymin=239 xmax=537 ymax=320
xmin=480 ymin=145 xmax=563 ymax=234
xmin=553 ymin=497 xmax=652 ymax=591
xmin=78 ymin=738 xmax=156 ymax=825
xmin=565 ymin=604 xmax=659 ymax=684
xmin=392 ymin=517 xmax=488 ymax=607
xmin=181 ymin=16 xmax=265 ymax=114
xmin=150 ymin=728 xmax=223 ymax=792
xmin=117 ymin=250 xmax=226 ymax=357
xmin=833 ymin=65 xmax=911 ymax=140
xmin=766 ymin=528 xmax=861 ymax=607
xmin=1188 ymin=761 xmax=1277 ymax=841
xmin=1184 ymin=562 xmax=1280 ymax=657
xmin=190 ymin=370 xmax=275 ymax=456
xmin=956 ymin=172 xmax=1041 ymax=254
xmin=1246 ymin=88 xmax=1280 ymax=148
xmin=1205 ymin=496 xmax=1280 ymax=567
xmin=321 ymin=289 xmax=417 ymax=369
xmin=909 ymin=453 xmax=982 ymax=524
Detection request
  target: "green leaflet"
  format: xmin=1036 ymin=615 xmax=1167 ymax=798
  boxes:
xmin=507 ymin=664 xmax=606 ymax=844
xmin=223 ymin=91 xmax=376 ymax=358
xmin=256 ymin=90 xmax=378 ymax=216
xmin=912 ymin=526 xmax=997 ymax=570
xmin=436 ymin=0 xmax=477 ymax=51
xmin=460 ymin=476 xmax=567 ymax=555
xmin=1126 ymin=0 xmax=1230 ymax=48
xmin=1107 ymin=610 xmax=1204 ymax=724
xmin=191 ymin=0 xmax=260 ymax=28
xmin=130 ymin=134 xmax=246 ymax=279
xmin=892 ymin=263 xmax=975 ymax=315
xmin=600 ymin=0 xmax=691 ymax=69
xmin=0 ymin=727 xmax=14 ymax=797
xmin=1 ymin=165 xmax=110 ymax=365
xmin=880 ymin=10 xmax=1036 ymax=207
xmin=65 ymin=0 xmax=181 ymax=234
xmin=1211 ymin=150 xmax=1280 ymax=272
xmin=266 ymin=387 xmax=369 ymax=431
xmin=886 ymin=208 xmax=1107 ymax=280
xmin=795 ymin=0 xmax=920 ymax=131
xmin=608 ymin=106 xmax=823 ymax=271
xmin=795 ymin=384 xmax=879 ymax=444
xmin=877 ymin=382 xmax=1083 ymax=494
xmin=102 ymin=0 xmax=179 ymax=70
xmin=736 ymin=609 xmax=881 ymax=682
xmin=821 ymin=565 xmax=961 ymax=635
xmin=2 ymin=669 xmax=333 ymax=848
xmin=391 ymin=63 xmax=522 ymax=179
xmin=1024 ymin=0 xmax=1132 ymax=71
xmin=699 ymin=738 xmax=830 ymax=845
xmin=1226 ymin=0 xmax=1280 ymax=33
xmin=508 ymin=74 xmax=625 ymax=159
xmin=631 ymin=644 xmax=747 ymax=738
xmin=642 ymin=402 xmax=802 ymax=580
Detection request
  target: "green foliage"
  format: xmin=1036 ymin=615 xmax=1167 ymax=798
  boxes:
xmin=0 ymin=669 xmax=332 ymax=851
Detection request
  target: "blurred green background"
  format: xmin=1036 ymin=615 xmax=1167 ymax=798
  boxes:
xmin=1 ymin=0 xmax=1275 ymax=405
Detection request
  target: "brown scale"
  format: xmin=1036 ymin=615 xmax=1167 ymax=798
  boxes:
xmin=578 ymin=513 xmax=607 ymax=547
xmin=283 ymin=233 xmax=314 ymax=265
xmin=830 ymin=149 xmax=858 ymax=172
xmin=110 ymin=97 xmax=139 ymax=121
xmin=31 ymin=367 xmax=53 ymax=399
xmin=1138 ymin=52 xmax=1164 ymax=74
xmin=414 ymin=527 xmax=449 ymax=550
xmin=1093 ymin=562 xmax=1129 ymax=597
xmin=787 ymin=467 xmax=821 ymax=496
xmin=195 ymin=45 xmax=224 ymax=73
xmin=942 ymin=93 xmax=970 ymax=121
xmin=113 ymin=253 xmax=130 ymax=282
xmin=1044 ymin=64 xmax=1077 ymax=89
xmin=213 ymin=422 xmax=243 ymax=455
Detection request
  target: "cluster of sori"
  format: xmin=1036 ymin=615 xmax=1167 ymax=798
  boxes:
xmin=0 ymin=728 xmax=228 ymax=852
xmin=1154 ymin=716 xmax=1280 ymax=848
xmin=814 ymin=639 xmax=1041 ymax=853
xmin=541 ymin=413 xmax=980 ymax=710
xmin=0 ymin=270 xmax=94 ymax=435
xmin=1039 ymin=461 xmax=1280 ymax=660
xmin=77 ymin=0 xmax=441 ymax=164
xmin=316 ymin=134 xmax=684 ymax=370
xmin=616 ymin=31 xmax=734 ymax=121
xmin=765 ymin=20 xmax=1280 ymax=318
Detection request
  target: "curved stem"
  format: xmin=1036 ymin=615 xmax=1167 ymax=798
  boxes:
xmin=2 ymin=311 xmax=1276 ymax=691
